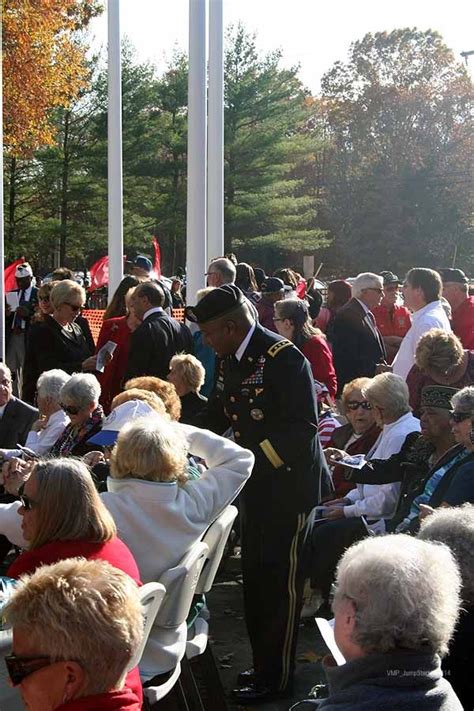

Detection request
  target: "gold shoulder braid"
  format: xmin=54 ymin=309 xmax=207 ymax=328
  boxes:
xmin=267 ymin=340 xmax=292 ymax=358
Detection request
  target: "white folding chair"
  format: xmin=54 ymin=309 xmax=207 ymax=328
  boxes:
xmin=127 ymin=582 xmax=166 ymax=672
xmin=142 ymin=541 xmax=209 ymax=706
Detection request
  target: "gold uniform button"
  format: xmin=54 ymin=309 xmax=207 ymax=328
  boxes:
xmin=234 ymin=431 xmax=241 ymax=438
xmin=230 ymin=396 xmax=236 ymax=403
xmin=232 ymin=414 xmax=238 ymax=421
xmin=286 ymin=466 xmax=291 ymax=472
xmin=249 ymin=399 xmax=254 ymax=404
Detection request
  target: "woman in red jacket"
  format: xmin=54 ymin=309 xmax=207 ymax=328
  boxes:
xmin=5 ymin=458 xmax=143 ymax=705
xmin=273 ymin=298 xmax=338 ymax=401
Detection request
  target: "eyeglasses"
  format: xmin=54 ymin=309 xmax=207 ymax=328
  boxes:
xmin=18 ymin=484 xmax=39 ymax=512
xmin=364 ymin=287 xmax=384 ymax=294
xmin=60 ymin=402 xmax=80 ymax=415
xmin=0 ymin=378 xmax=12 ymax=387
xmin=450 ymin=411 xmax=471 ymax=423
xmin=346 ymin=400 xmax=372 ymax=411
xmin=64 ymin=303 xmax=81 ymax=312
xmin=5 ymin=654 xmax=58 ymax=686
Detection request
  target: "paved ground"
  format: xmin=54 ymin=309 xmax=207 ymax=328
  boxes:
xmin=206 ymin=557 xmax=328 ymax=711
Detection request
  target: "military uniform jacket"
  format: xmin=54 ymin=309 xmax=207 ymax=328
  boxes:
xmin=203 ymin=325 xmax=331 ymax=513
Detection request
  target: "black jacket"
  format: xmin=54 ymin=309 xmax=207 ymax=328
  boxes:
xmin=0 ymin=397 xmax=39 ymax=448
xmin=125 ymin=310 xmax=193 ymax=382
xmin=202 ymin=324 xmax=331 ymax=513
xmin=332 ymin=298 xmax=386 ymax=395
xmin=23 ymin=316 xmax=93 ymax=404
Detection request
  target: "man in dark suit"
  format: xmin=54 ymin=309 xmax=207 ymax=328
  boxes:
xmin=187 ymin=285 xmax=331 ymax=702
xmin=125 ymin=281 xmax=193 ymax=382
xmin=0 ymin=364 xmax=38 ymax=450
xmin=332 ymin=272 xmax=387 ymax=395
xmin=6 ymin=262 xmax=39 ymax=397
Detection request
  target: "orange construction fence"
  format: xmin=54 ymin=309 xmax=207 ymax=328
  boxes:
xmin=82 ymin=308 xmax=186 ymax=345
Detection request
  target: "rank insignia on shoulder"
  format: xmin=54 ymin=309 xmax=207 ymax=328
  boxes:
xmin=250 ymin=408 xmax=264 ymax=421
xmin=267 ymin=340 xmax=292 ymax=358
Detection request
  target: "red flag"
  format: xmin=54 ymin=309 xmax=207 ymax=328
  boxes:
xmin=296 ymin=279 xmax=307 ymax=299
xmin=5 ymin=258 xmax=25 ymax=292
xmin=151 ymin=237 xmax=161 ymax=279
xmin=89 ymin=256 xmax=109 ymax=292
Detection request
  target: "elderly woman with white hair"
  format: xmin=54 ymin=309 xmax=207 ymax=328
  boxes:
xmin=331 ymin=272 xmax=386 ymax=395
xmin=317 ymin=535 xmax=463 ymax=710
xmin=101 ymin=414 xmax=254 ymax=681
xmin=167 ymin=353 xmax=208 ymax=424
xmin=418 ymin=505 xmax=474 ymax=710
xmin=49 ymin=373 xmax=104 ymax=457
xmin=0 ymin=369 xmax=70 ymax=460
xmin=311 ymin=373 xmax=420 ymax=608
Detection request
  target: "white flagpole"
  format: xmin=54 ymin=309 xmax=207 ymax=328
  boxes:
xmin=207 ymin=0 xmax=224 ymax=262
xmin=107 ymin=0 xmax=124 ymax=302
xmin=0 ymin=22 xmax=5 ymax=362
xmin=186 ymin=0 xmax=207 ymax=304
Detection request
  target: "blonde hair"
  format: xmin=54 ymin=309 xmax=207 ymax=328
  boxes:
xmin=111 ymin=388 xmax=167 ymax=416
xmin=110 ymin=415 xmax=189 ymax=484
xmin=169 ymin=354 xmax=205 ymax=393
xmin=4 ymin=558 xmax=143 ymax=696
xmin=415 ymin=328 xmax=464 ymax=376
xmin=197 ymin=286 xmax=215 ymax=302
xmin=29 ymin=459 xmax=116 ymax=550
xmin=125 ymin=376 xmax=181 ymax=421
xmin=341 ymin=377 xmax=373 ymax=413
xmin=50 ymin=279 xmax=86 ymax=310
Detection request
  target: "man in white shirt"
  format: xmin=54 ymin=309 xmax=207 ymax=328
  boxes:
xmin=392 ymin=268 xmax=451 ymax=380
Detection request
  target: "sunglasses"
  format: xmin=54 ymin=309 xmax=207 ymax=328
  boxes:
xmin=18 ymin=483 xmax=38 ymax=512
xmin=450 ymin=411 xmax=472 ymax=423
xmin=38 ymin=296 xmax=50 ymax=303
xmin=5 ymin=654 xmax=57 ymax=686
xmin=346 ymin=400 xmax=372 ymax=411
xmin=60 ymin=402 xmax=80 ymax=416
xmin=64 ymin=303 xmax=82 ymax=312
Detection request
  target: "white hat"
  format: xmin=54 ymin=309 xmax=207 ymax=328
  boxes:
xmin=15 ymin=263 xmax=33 ymax=278
xmin=87 ymin=399 xmax=156 ymax=446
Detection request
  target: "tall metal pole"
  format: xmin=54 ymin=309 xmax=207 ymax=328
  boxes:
xmin=207 ymin=0 xmax=224 ymax=261
xmin=186 ymin=0 xmax=208 ymax=304
xmin=107 ymin=0 xmax=124 ymax=302
xmin=0 ymin=22 xmax=5 ymax=362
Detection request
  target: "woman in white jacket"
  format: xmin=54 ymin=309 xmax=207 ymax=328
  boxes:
xmin=0 ymin=414 xmax=254 ymax=682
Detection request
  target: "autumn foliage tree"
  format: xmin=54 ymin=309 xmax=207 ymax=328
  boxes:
xmin=2 ymin=0 xmax=101 ymax=157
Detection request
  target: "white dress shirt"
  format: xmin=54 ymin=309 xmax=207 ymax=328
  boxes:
xmin=142 ymin=306 xmax=164 ymax=321
xmin=2 ymin=408 xmax=70 ymax=459
xmin=392 ymin=301 xmax=451 ymax=380
xmin=235 ymin=322 xmax=256 ymax=362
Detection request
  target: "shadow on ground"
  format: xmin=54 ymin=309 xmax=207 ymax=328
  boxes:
xmin=207 ymin=559 xmax=327 ymax=711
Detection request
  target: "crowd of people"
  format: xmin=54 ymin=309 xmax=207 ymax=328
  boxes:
xmin=0 ymin=254 xmax=472 ymax=710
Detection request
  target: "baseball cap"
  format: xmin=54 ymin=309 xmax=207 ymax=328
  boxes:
xmin=438 ymin=268 xmax=468 ymax=285
xmin=133 ymin=255 xmax=153 ymax=273
xmin=260 ymin=277 xmax=291 ymax=294
xmin=379 ymin=271 xmax=400 ymax=285
xmin=87 ymin=400 xmax=157 ymax=446
xmin=15 ymin=263 xmax=33 ymax=278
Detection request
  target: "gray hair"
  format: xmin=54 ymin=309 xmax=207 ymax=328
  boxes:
xmin=50 ymin=279 xmax=86 ymax=310
xmin=60 ymin=373 xmax=101 ymax=409
xmin=37 ymin=369 xmax=71 ymax=404
xmin=0 ymin=364 xmax=12 ymax=381
xmin=451 ymin=385 xmax=474 ymax=415
xmin=333 ymin=534 xmax=461 ymax=656
xmin=209 ymin=258 xmax=236 ymax=284
xmin=419 ymin=504 xmax=474 ymax=606
xmin=4 ymin=558 xmax=143 ymax=696
xmin=351 ymin=272 xmax=384 ymax=299
xmin=363 ymin=372 xmax=411 ymax=420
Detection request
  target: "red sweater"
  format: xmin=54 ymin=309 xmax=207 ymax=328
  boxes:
xmin=451 ymin=296 xmax=474 ymax=350
xmin=8 ymin=538 xmax=142 ymax=704
xmin=301 ymin=336 xmax=338 ymax=400
xmin=96 ymin=316 xmax=133 ymax=414
xmin=55 ymin=688 xmax=141 ymax=711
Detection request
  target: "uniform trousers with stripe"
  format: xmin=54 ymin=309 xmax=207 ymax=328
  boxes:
xmin=240 ymin=494 xmax=309 ymax=692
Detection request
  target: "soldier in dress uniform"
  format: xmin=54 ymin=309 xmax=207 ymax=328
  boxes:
xmin=186 ymin=284 xmax=331 ymax=702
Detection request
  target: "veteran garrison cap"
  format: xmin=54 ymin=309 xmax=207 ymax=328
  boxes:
xmin=438 ymin=268 xmax=468 ymax=285
xmin=421 ymin=385 xmax=458 ymax=411
xmin=186 ymin=284 xmax=245 ymax=324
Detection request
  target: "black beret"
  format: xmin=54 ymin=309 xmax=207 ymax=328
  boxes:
xmin=186 ymin=284 xmax=245 ymax=324
xmin=421 ymin=385 xmax=458 ymax=411
xmin=438 ymin=268 xmax=468 ymax=284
